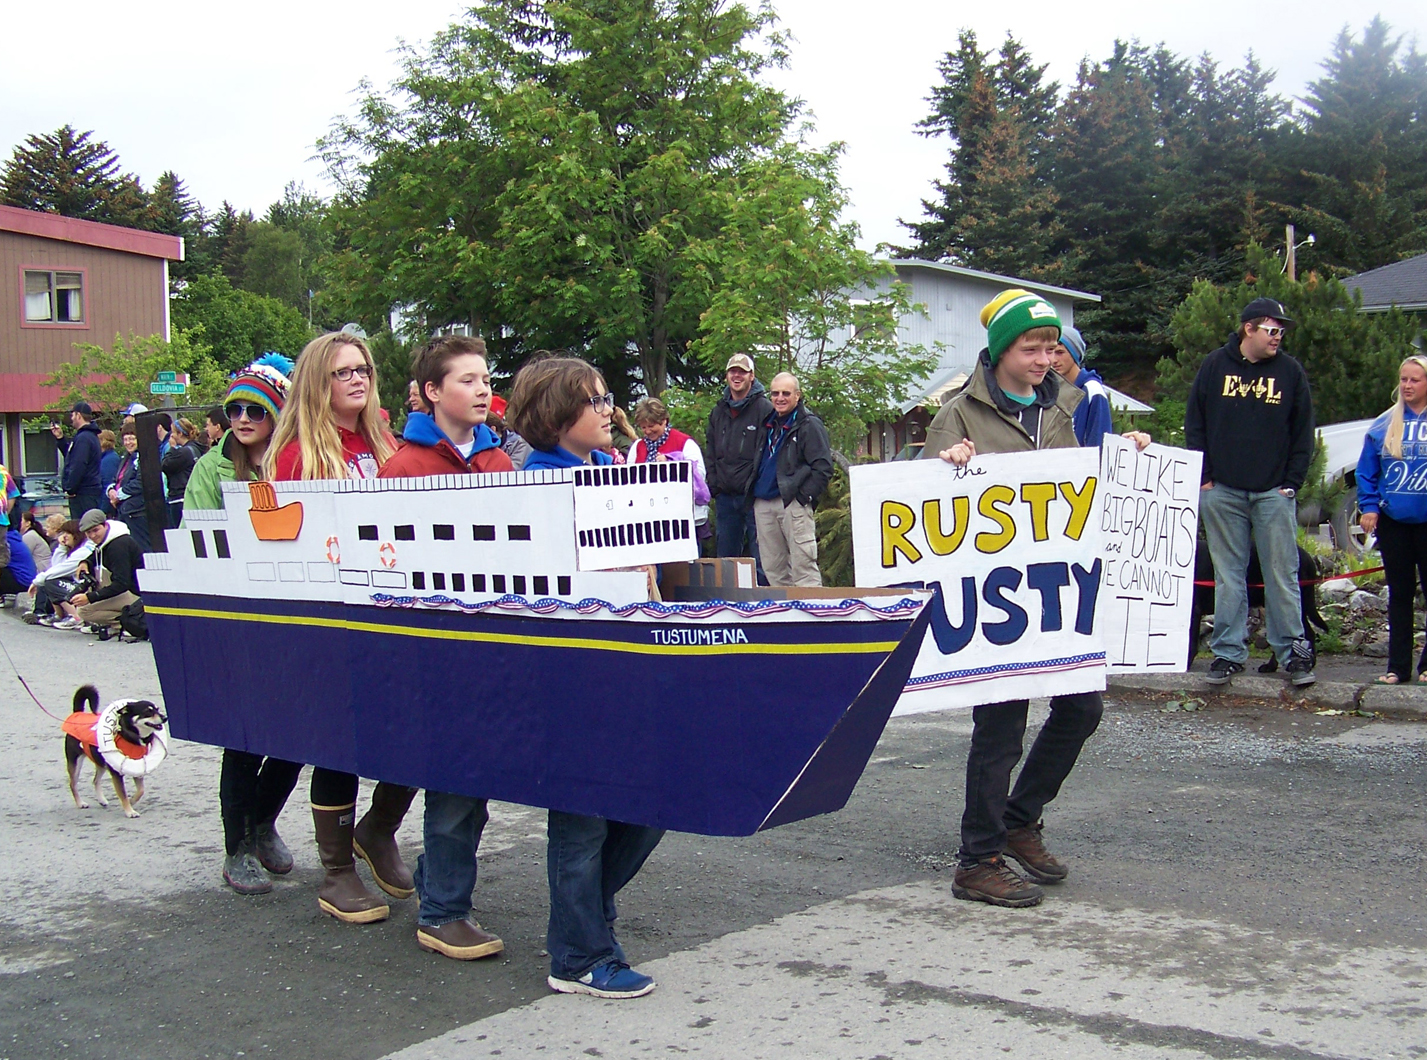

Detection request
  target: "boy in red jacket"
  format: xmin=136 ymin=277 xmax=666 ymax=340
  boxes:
xmin=378 ymin=334 xmax=511 ymax=959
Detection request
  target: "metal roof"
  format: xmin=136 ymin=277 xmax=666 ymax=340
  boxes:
xmin=889 ymin=258 xmax=1102 ymax=303
xmin=1342 ymin=252 xmax=1427 ymax=312
xmin=0 ymin=204 xmax=184 ymax=261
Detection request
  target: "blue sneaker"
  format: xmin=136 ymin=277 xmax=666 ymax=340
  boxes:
xmin=548 ymin=958 xmax=656 ymax=999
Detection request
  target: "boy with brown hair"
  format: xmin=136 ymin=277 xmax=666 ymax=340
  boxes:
xmin=925 ymin=290 xmax=1145 ymax=909
xmin=378 ymin=334 xmax=511 ymax=959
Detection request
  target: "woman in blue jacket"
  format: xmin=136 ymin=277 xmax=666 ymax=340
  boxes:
xmin=1357 ymin=354 xmax=1427 ymax=684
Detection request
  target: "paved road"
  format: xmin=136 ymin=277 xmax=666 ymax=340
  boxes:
xmin=1 ymin=615 xmax=1424 ymax=1060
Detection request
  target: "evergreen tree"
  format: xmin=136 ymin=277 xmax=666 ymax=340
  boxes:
xmin=1282 ymin=17 xmax=1427 ymax=270
xmin=904 ymin=31 xmax=1059 ymax=273
xmin=0 ymin=125 xmax=150 ymax=227
xmin=148 ymin=171 xmax=209 ymax=282
xmin=204 ymin=202 xmax=254 ymax=286
xmin=1157 ymin=243 xmax=1419 ymax=424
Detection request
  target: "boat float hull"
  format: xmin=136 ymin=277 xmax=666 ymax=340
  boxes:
xmin=146 ymin=592 xmax=930 ymax=836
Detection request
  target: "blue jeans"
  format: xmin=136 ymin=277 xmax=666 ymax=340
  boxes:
xmin=1200 ymin=484 xmax=1304 ymax=665
xmin=414 ymin=790 xmax=489 ymax=927
xmin=547 ymin=811 xmax=664 ymax=979
xmin=714 ymin=492 xmax=765 ymax=584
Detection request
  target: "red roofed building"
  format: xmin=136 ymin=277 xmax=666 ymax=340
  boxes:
xmin=0 ymin=204 xmax=183 ymax=474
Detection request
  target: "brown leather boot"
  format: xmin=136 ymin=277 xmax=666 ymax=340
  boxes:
xmin=952 ymin=856 xmax=1043 ymax=908
xmin=416 ymin=920 xmax=505 ymax=960
xmin=352 ymin=783 xmax=418 ymax=899
xmin=313 ymin=804 xmax=389 ymax=924
xmin=1003 ymin=821 xmax=1068 ymax=884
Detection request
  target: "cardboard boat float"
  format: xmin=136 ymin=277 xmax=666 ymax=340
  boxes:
xmin=143 ymin=463 xmax=931 ymax=836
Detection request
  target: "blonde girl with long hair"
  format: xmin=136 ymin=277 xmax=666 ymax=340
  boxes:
xmin=270 ymin=332 xmax=415 ymax=924
xmin=1356 ymin=353 xmax=1427 ymax=685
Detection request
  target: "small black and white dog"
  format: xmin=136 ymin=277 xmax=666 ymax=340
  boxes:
xmin=64 ymin=685 xmax=166 ymax=818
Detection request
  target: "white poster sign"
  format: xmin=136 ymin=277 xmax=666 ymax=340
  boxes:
xmin=1096 ymin=436 xmax=1202 ymax=671
xmin=850 ymin=449 xmax=1106 ymax=712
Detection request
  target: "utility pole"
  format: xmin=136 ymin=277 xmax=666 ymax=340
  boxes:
xmin=1285 ymin=223 xmax=1297 ymax=283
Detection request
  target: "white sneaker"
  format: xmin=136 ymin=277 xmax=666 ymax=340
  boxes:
xmin=53 ymin=617 xmax=81 ymax=630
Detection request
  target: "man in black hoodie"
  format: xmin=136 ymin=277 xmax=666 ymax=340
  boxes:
xmin=52 ymin=402 xmax=104 ymax=519
xmin=71 ymin=509 xmax=144 ymax=632
xmin=1185 ymin=297 xmax=1316 ymax=687
xmin=705 ymin=354 xmax=774 ymax=571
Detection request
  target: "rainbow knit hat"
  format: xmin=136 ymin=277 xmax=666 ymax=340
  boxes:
xmin=226 ymin=352 xmax=294 ymax=421
xmin=980 ymin=289 xmax=1062 ymax=364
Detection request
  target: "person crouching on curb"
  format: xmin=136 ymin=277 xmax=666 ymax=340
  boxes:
xmin=379 ymin=334 xmax=508 ymax=961
xmin=924 ymin=289 xmax=1148 ymax=909
xmin=184 ymin=354 xmax=305 ymax=897
xmin=270 ymin=331 xmax=418 ymax=924
xmin=510 ymin=355 xmax=665 ymax=999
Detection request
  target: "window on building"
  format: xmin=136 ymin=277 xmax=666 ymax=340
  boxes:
xmin=23 ymin=430 xmax=59 ymax=475
xmin=24 ymin=270 xmax=84 ymax=324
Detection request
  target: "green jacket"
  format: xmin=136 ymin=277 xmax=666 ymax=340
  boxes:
xmin=183 ymin=432 xmax=241 ymax=513
xmin=922 ymin=351 xmax=1082 ymax=458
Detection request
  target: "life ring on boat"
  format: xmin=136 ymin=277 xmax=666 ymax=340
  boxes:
xmin=94 ymin=700 xmax=168 ymax=778
xmin=378 ymin=542 xmax=396 ymax=569
xmin=325 ymin=536 xmax=341 ymax=564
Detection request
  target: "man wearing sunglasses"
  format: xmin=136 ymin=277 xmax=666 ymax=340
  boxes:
xmin=1186 ymin=296 xmax=1317 ymax=687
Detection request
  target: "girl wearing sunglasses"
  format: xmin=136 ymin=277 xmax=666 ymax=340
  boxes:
xmin=183 ymin=354 xmax=306 ymax=897
xmin=270 ymin=332 xmax=414 ymax=925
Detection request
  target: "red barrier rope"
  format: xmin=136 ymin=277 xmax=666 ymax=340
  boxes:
xmin=1192 ymin=565 xmax=1384 ymax=589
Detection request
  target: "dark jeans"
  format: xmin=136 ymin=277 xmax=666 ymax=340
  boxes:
xmin=714 ymin=492 xmax=765 ymax=584
xmin=960 ymin=692 xmax=1104 ymax=865
xmin=310 ymin=767 xmax=359 ymax=807
xmin=414 ymin=791 xmax=490 ymax=926
xmin=33 ymin=581 xmax=70 ymax=616
xmin=1374 ymin=512 xmax=1427 ymax=679
xmin=219 ymin=749 xmax=303 ymax=856
xmin=68 ymin=493 xmax=104 ymax=521
xmin=547 ymin=811 xmax=664 ymax=979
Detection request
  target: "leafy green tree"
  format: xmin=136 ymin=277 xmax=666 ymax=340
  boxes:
xmin=1 ymin=125 xmax=150 ymax=227
xmin=40 ymin=330 xmax=228 ymax=413
xmin=263 ymin=183 xmax=334 ymax=325
xmin=170 ymin=272 xmax=313 ymax=372
xmin=1157 ymin=243 xmax=1421 ymax=424
xmin=323 ymin=0 xmax=921 ymax=418
xmin=242 ymin=223 xmax=306 ymax=310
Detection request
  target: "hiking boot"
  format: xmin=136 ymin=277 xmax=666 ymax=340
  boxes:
xmin=313 ymin=805 xmax=389 ymax=924
xmin=254 ymin=822 xmax=294 ymax=875
xmin=952 ymin=856 xmax=1043 ymax=908
xmin=353 ymin=783 xmax=418 ymax=899
xmin=548 ymin=959 xmax=656 ymax=999
xmin=223 ymin=844 xmax=273 ymax=896
xmin=417 ymin=920 xmax=504 ymax=960
xmin=1206 ymin=657 xmax=1244 ymax=686
xmin=1286 ymin=639 xmax=1317 ymax=687
xmin=1003 ymin=822 xmax=1068 ymax=884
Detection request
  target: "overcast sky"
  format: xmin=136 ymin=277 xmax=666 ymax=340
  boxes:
xmin=3 ymin=1 xmax=1423 ymax=251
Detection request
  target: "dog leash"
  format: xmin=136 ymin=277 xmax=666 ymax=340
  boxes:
xmin=0 ymin=632 xmax=66 ymax=721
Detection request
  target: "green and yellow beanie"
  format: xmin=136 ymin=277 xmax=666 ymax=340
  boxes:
xmin=980 ymin=289 xmax=1062 ymax=364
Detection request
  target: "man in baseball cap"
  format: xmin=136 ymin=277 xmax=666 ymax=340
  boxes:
xmin=1186 ymin=296 xmax=1316 ymax=688
xmin=51 ymin=402 xmax=104 ymax=519
xmin=705 ymin=354 xmax=772 ymax=580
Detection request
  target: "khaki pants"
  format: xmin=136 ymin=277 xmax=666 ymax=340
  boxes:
xmin=753 ymin=497 xmax=821 ymax=587
xmin=76 ymin=569 xmax=138 ymax=629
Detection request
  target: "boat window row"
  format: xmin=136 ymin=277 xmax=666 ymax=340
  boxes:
xmin=356 ymin=523 xmax=532 ymax=543
xmin=407 ymin=572 xmax=571 ymax=596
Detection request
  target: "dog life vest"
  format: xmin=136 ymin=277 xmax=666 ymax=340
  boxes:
xmin=62 ymin=705 xmax=166 ymax=776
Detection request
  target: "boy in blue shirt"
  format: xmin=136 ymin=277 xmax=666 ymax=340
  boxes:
xmin=510 ymin=355 xmax=665 ymax=999
xmin=1047 ymin=326 xmax=1114 ymax=448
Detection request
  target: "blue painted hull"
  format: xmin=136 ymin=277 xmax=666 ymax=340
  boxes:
xmin=146 ymin=592 xmax=930 ymax=836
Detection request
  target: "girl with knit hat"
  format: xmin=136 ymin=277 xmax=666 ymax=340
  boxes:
xmin=924 ymin=289 xmax=1147 ymax=913
xmin=269 ymin=332 xmax=416 ymax=925
xmin=184 ymin=353 xmax=306 ymax=895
